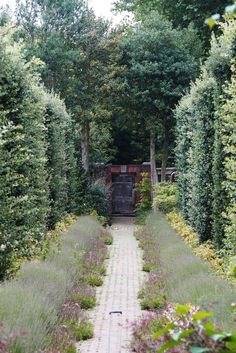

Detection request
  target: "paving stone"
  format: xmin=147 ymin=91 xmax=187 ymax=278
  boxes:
xmin=77 ymin=217 xmax=144 ymax=353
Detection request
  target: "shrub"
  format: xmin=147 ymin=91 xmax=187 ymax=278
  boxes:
xmin=73 ymin=321 xmax=93 ymax=341
xmin=142 ymin=263 xmax=156 ymax=272
xmin=219 ymin=71 xmax=236 ymax=257
xmin=147 ymin=212 xmax=236 ymax=330
xmin=70 ymin=294 xmax=96 ymax=310
xmin=87 ymin=181 xmax=110 ymax=220
xmin=167 ymin=211 xmax=199 ymax=248
xmin=153 ymin=182 xmax=177 ymax=213
xmin=135 ymin=228 xmax=167 ymax=312
xmin=140 ymin=294 xmax=166 ymax=311
xmin=167 ymin=211 xmax=226 ymax=275
xmin=0 ymin=216 xmax=104 ymax=353
xmin=0 ymin=29 xmax=49 ymax=279
xmin=131 ymin=304 xmax=236 ymax=353
xmin=135 ymin=172 xmax=152 ymax=224
xmin=87 ymin=275 xmax=103 ymax=287
xmin=43 ymin=93 xmax=71 ymax=228
xmin=175 ymin=19 xmax=236 ymax=247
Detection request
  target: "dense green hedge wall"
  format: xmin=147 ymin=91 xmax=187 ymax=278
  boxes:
xmin=175 ymin=19 xmax=236 ymax=253
xmin=187 ymin=75 xmax=217 ymax=243
xmin=219 ymin=71 xmax=236 ymax=256
xmin=44 ymin=93 xmax=70 ymax=227
xmin=0 ymin=32 xmax=49 ymax=278
xmin=0 ymin=30 xmax=109 ymax=278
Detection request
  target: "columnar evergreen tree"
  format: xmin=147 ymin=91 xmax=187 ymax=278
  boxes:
xmin=0 ymin=30 xmax=49 ymax=278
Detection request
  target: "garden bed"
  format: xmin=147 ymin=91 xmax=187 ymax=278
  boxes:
xmin=0 ymin=216 xmax=112 ymax=353
xmin=131 ymin=212 xmax=236 ymax=352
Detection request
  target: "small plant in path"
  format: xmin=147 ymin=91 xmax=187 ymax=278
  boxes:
xmin=76 ymin=295 xmax=96 ymax=310
xmin=88 ymin=275 xmax=103 ymax=287
xmin=74 ymin=321 xmax=93 ymax=341
xmin=142 ymin=263 xmax=156 ymax=272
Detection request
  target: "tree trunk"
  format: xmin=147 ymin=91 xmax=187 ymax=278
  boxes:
xmin=81 ymin=121 xmax=89 ymax=172
xmin=150 ymin=131 xmax=158 ymax=198
xmin=161 ymin=128 xmax=169 ymax=182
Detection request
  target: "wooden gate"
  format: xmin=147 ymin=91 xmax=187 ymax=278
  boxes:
xmin=112 ymin=174 xmax=135 ymax=215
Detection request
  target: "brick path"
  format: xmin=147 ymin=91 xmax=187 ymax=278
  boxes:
xmin=77 ymin=217 xmax=144 ymax=353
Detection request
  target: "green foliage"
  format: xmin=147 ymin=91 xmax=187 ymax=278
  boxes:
xmin=206 ymin=4 xmax=236 ymax=29
xmin=87 ymin=275 xmax=103 ymax=287
xmin=114 ymin=0 xmax=231 ymax=49
xmin=135 ymin=173 xmax=152 ymax=223
xmin=70 ymin=294 xmax=96 ymax=310
xmin=16 ymin=0 xmax=116 ymax=171
xmin=142 ymin=263 xmax=156 ymax=272
xmin=0 ymin=216 xmax=102 ymax=353
xmin=132 ymin=303 xmax=236 ymax=353
xmin=0 ymin=29 xmax=49 ymax=279
xmin=140 ymin=295 xmax=166 ymax=311
xmin=147 ymin=212 xmax=236 ymax=330
xmin=43 ymin=93 xmax=69 ymax=227
xmin=175 ymin=19 xmax=236 ymax=247
xmin=219 ymin=70 xmax=236 ymax=256
xmin=187 ymin=75 xmax=217 ymax=243
xmin=229 ymin=256 xmax=236 ymax=277
xmin=153 ymin=183 xmax=177 ymax=213
xmin=98 ymin=229 xmax=113 ymax=247
xmin=87 ymin=181 xmax=110 ymax=219
xmin=119 ymin=13 xmax=197 ymax=137
xmin=74 ymin=322 xmax=93 ymax=341
xmin=135 ymin=226 xmax=167 ymax=312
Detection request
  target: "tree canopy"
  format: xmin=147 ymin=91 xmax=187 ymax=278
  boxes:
xmin=113 ymin=0 xmax=232 ymax=48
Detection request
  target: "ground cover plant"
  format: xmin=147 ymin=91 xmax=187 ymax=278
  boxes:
xmin=0 ymin=216 xmax=112 ymax=353
xmin=152 ymin=183 xmax=235 ymax=281
xmin=153 ymin=183 xmax=177 ymax=214
xmin=167 ymin=211 xmax=227 ymax=277
xmin=132 ymin=213 xmax=236 ymax=352
xmin=135 ymin=227 xmax=166 ymax=311
xmin=146 ymin=212 xmax=236 ymax=331
xmin=135 ymin=172 xmax=152 ymax=224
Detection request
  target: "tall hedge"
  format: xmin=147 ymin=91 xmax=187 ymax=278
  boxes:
xmin=219 ymin=71 xmax=236 ymax=256
xmin=65 ymin=116 xmax=80 ymax=215
xmin=0 ymin=31 xmax=49 ymax=278
xmin=0 ymin=30 xmax=84 ymax=279
xmin=175 ymin=19 xmax=236 ymax=249
xmin=175 ymin=94 xmax=192 ymax=220
xmin=44 ymin=93 xmax=81 ymax=225
xmin=176 ymin=75 xmax=217 ymax=242
xmin=44 ymin=93 xmax=69 ymax=227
